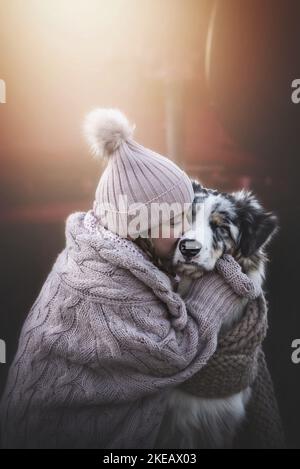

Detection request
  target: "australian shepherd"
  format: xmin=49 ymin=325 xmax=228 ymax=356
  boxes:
xmin=156 ymin=179 xmax=279 ymax=449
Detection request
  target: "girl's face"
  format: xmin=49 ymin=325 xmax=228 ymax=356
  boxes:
xmin=150 ymin=210 xmax=190 ymax=259
xmin=150 ymin=235 xmax=178 ymax=258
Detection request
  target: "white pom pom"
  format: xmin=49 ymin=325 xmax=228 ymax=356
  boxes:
xmin=83 ymin=108 xmax=135 ymax=159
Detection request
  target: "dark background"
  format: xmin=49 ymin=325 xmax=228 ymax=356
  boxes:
xmin=0 ymin=0 xmax=300 ymax=448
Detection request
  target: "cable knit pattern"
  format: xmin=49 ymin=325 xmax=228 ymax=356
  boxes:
xmin=0 ymin=211 xmax=277 ymax=448
xmin=83 ymin=210 xmax=146 ymax=259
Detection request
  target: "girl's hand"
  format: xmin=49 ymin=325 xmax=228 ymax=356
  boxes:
xmin=215 ymin=254 xmax=262 ymax=300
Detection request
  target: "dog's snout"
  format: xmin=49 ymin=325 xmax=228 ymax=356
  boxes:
xmin=179 ymin=239 xmax=202 ymax=258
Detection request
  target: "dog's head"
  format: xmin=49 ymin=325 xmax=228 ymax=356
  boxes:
xmin=173 ymin=180 xmax=279 ymax=277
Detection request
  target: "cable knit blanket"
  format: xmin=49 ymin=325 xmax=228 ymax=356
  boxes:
xmin=0 ymin=211 xmax=285 ymax=448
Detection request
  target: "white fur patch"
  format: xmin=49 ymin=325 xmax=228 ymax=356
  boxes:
xmin=157 ymin=387 xmax=252 ymax=449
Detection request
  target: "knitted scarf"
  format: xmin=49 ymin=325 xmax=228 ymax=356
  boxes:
xmin=177 ymin=293 xmax=285 ymax=448
xmin=179 ymin=295 xmax=268 ymax=399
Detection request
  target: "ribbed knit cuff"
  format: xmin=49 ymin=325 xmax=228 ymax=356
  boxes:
xmin=183 ymin=271 xmax=244 ymax=331
xmin=215 ymin=254 xmax=262 ymax=300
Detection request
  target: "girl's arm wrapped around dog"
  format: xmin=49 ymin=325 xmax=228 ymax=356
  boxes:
xmin=182 ymin=254 xmax=262 ymax=325
xmin=177 ymin=254 xmax=263 ymax=395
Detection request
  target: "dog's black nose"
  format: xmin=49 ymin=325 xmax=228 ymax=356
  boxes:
xmin=179 ymin=239 xmax=202 ymax=258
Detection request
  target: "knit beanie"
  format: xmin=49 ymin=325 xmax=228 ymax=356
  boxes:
xmin=83 ymin=108 xmax=194 ymax=239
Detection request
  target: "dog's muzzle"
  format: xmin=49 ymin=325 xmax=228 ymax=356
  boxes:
xmin=178 ymin=239 xmax=202 ymax=259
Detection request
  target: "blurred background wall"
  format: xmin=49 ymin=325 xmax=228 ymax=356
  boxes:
xmin=1 ymin=0 xmax=300 ymax=447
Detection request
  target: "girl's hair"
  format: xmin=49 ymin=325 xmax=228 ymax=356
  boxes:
xmin=133 ymin=236 xmax=175 ymax=277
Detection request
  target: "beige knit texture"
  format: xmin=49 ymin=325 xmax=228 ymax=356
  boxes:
xmin=177 ymin=262 xmax=285 ymax=448
xmin=0 ymin=211 xmax=253 ymax=449
xmin=178 ymin=295 xmax=268 ymax=398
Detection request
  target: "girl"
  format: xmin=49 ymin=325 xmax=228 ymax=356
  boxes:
xmin=0 ymin=109 xmax=258 ymax=448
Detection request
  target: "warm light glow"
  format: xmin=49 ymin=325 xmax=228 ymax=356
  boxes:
xmin=0 ymin=0 xmax=213 ymax=216
xmin=205 ymin=0 xmax=218 ymax=87
xmin=0 ymin=0 xmax=208 ymax=166
xmin=20 ymin=0 xmax=131 ymax=55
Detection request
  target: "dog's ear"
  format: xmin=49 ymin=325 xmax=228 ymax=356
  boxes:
xmin=190 ymin=178 xmax=203 ymax=194
xmin=232 ymin=190 xmax=279 ymax=257
xmin=239 ymin=212 xmax=279 ymax=257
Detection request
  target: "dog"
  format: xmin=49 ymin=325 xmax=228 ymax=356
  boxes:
xmin=157 ymin=179 xmax=279 ymax=449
